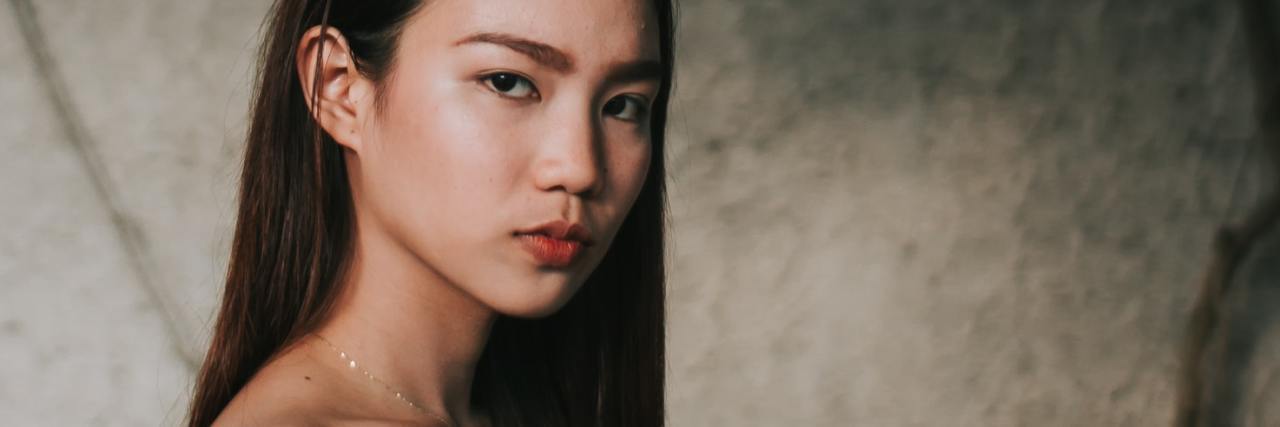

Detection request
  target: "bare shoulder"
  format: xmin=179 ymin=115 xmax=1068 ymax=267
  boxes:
xmin=211 ymin=341 xmax=357 ymax=426
xmin=209 ymin=338 xmax=446 ymax=427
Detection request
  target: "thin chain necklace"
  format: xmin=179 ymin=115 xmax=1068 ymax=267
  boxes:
xmin=311 ymin=333 xmax=456 ymax=427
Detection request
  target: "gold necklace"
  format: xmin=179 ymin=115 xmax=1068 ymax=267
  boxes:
xmin=311 ymin=333 xmax=456 ymax=427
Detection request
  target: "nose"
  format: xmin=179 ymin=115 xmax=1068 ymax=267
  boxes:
xmin=532 ymin=106 xmax=604 ymax=197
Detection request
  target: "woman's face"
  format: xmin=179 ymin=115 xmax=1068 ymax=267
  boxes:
xmin=349 ymin=0 xmax=661 ymax=317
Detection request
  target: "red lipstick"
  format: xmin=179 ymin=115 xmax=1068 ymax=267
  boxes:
xmin=515 ymin=220 xmax=593 ymax=268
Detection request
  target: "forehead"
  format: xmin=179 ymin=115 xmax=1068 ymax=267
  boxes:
xmin=406 ymin=0 xmax=660 ymax=63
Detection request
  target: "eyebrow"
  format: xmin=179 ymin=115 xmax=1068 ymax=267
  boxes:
xmin=455 ymin=31 xmax=664 ymax=83
xmin=607 ymin=59 xmax=664 ymax=84
xmin=456 ymin=32 xmax=576 ymax=72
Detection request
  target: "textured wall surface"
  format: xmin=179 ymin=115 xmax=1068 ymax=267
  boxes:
xmin=0 ymin=1 xmax=267 ymax=424
xmin=666 ymin=0 xmax=1272 ymax=425
xmin=1202 ymin=226 xmax=1280 ymax=427
xmin=1 ymin=0 xmax=1276 ymax=425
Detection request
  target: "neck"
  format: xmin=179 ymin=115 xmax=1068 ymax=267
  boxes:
xmin=313 ymin=216 xmax=496 ymax=425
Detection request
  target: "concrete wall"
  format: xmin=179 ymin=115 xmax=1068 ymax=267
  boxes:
xmin=1 ymin=0 xmax=1275 ymax=425
xmin=1 ymin=0 xmax=264 ymax=424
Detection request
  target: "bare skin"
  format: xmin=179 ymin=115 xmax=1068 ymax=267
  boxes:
xmin=213 ymin=0 xmax=660 ymax=425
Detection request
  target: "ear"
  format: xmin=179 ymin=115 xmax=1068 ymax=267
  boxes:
xmin=297 ymin=26 xmax=374 ymax=153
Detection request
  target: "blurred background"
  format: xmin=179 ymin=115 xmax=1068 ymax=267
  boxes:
xmin=3 ymin=0 xmax=1280 ymax=425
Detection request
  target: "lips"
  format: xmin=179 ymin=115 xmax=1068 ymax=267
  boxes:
xmin=515 ymin=220 xmax=593 ymax=268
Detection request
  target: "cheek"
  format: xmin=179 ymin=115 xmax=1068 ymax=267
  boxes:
xmin=365 ymin=76 xmax=524 ymax=247
xmin=608 ymin=136 xmax=653 ymax=209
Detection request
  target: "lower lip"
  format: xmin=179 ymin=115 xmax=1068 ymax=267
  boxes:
xmin=517 ymin=234 xmax=586 ymax=268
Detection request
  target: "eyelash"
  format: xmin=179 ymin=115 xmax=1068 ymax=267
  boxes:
xmin=478 ymin=72 xmax=651 ymax=122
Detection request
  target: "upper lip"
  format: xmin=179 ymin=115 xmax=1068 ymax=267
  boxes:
xmin=516 ymin=220 xmax=594 ymax=246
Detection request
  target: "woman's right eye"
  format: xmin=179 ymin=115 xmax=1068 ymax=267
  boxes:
xmin=481 ymin=72 xmax=539 ymax=99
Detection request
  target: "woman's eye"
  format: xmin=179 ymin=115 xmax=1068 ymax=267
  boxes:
xmin=602 ymin=96 xmax=647 ymax=122
xmin=482 ymin=73 xmax=538 ymax=99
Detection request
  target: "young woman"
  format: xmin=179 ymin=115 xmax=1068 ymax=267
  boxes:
xmin=186 ymin=0 xmax=674 ymax=425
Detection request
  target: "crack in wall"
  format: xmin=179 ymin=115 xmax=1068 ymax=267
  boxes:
xmin=6 ymin=0 xmax=200 ymax=372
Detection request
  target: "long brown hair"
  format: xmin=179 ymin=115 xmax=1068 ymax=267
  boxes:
xmin=186 ymin=0 xmax=676 ymax=425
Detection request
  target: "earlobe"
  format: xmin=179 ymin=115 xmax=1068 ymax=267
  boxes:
xmin=297 ymin=26 xmax=370 ymax=153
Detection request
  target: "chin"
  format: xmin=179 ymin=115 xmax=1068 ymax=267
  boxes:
xmin=481 ymin=273 xmax=584 ymax=319
xmin=487 ymin=295 xmax=572 ymax=319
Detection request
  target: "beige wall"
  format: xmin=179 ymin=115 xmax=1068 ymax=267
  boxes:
xmin=1 ymin=0 xmax=1276 ymax=425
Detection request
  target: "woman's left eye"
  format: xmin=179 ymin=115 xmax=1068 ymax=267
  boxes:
xmin=602 ymin=95 xmax=648 ymax=122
